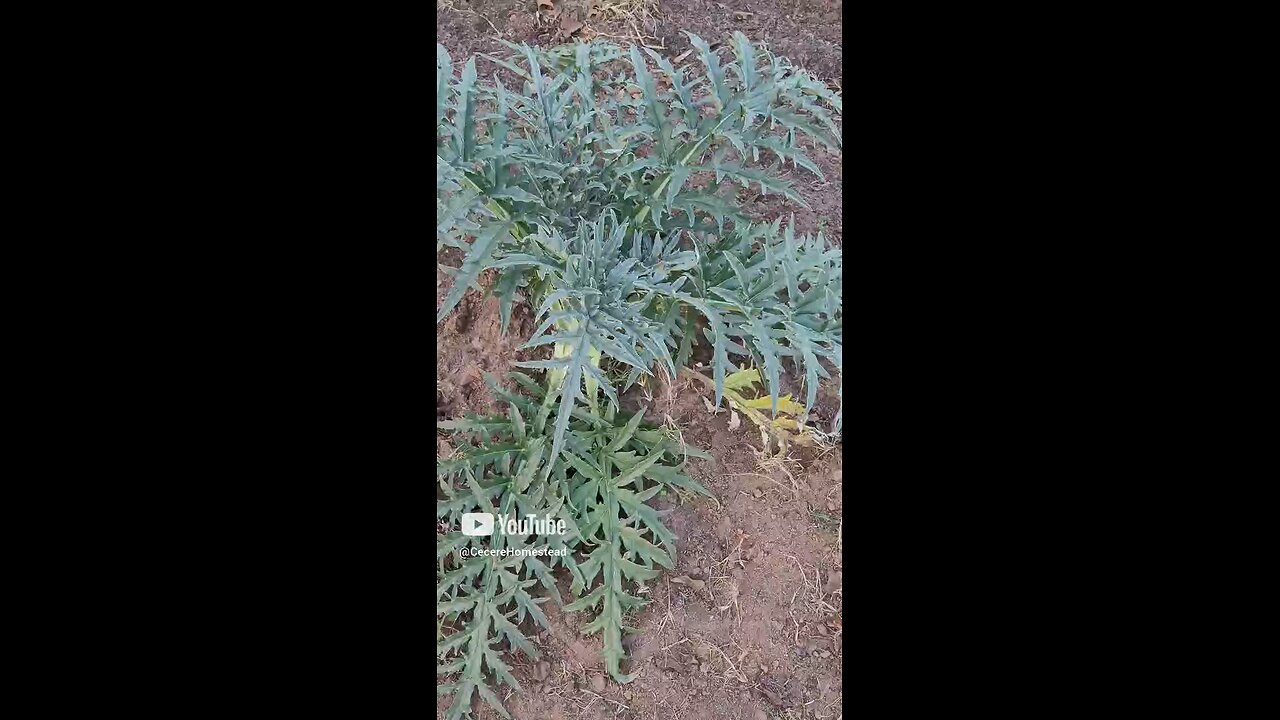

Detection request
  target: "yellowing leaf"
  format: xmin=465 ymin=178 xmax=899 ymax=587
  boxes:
xmin=723 ymin=367 xmax=761 ymax=391
xmin=741 ymin=393 xmax=805 ymax=416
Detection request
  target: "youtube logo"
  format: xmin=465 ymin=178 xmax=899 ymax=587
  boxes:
xmin=462 ymin=512 xmax=495 ymax=536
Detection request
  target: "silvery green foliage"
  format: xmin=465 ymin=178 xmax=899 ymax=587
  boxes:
xmin=558 ymin=400 xmax=711 ymax=683
xmin=437 ymin=32 xmax=843 ymax=440
xmin=484 ymin=373 xmax=712 ymax=683
xmin=513 ymin=211 xmax=698 ymax=465
xmin=437 ymin=386 xmax=571 ymax=720
xmin=437 ymin=33 xmax=842 ymax=715
xmin=437 ymin=374 xmax=710 ymax=709
xmin=673 ymin=216 xmax=842 ymax=424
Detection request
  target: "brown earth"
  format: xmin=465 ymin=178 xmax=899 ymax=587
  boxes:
xmin=438 ymin=3 xmax=843 ymax=719
xmin=436 ymin=252 xmax=539 ymax=421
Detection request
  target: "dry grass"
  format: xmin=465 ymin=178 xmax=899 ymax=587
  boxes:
xmin=583 ymin=0 xmax=663 ymax=48
xmin=596 ymin=0 xmax=657 ymax=23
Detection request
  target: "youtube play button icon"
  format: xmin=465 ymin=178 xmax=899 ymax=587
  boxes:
xmin=462 ymin=512 xmax=495 ymax=536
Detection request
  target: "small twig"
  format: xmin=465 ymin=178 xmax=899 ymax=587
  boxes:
xmin=582 ymin=689 xmax=629 ymax=714
xmin=655 ymin=577 xmax=674 ymax=637
xmin=728 ymin=471 xmax=799 ymax=499
xmin=713 ymin=536 xmax=745 ymax=568
xmin=478 ymin=13 xmax=502 ymax=35
xmin=785 ymin=554 xmax=805 ymax=586
xmin=660 ymin=637 xmax=689 ymax=652
xmin=592 ymin=30 xmax=644 ymax=41
xmin=703 ymin=640 xmax=749 ymax=682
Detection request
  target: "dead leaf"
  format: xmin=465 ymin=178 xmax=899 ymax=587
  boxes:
xmin=560 ymin=14 xmax=583 ymax=36
xmin=670 ymin=575 xmax=706 ymax=591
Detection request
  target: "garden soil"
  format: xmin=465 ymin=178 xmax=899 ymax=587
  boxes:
xmin=438 ymin=3 xmax=844 ymax=718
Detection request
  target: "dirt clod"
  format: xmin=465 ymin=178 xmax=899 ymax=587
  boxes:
xmin=589 ymin=673 xmax=606 ymax=693
xmin=822 ymin=570 xmax=842 ymax=595
xmin=760 ymin=686 xmax=784 ymax=707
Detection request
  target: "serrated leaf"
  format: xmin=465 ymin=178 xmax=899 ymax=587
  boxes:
xmin=437 ymin=220 xmax=512 ymax=323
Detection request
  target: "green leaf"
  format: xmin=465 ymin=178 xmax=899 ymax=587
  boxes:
xmin=490 ymin=187 xmax=544 ymax=205
xmin=686 ymin=32 xmax=731 ymax=111
xmin=630 ymin=45 xmax=670 ymax=160
xmin=454 ymin=57 xmax=479 ymax=162
xmin=437 ymin=45 xmax=453 ymax=130
xmin=437 ymin=220 xmax=512 ymax=323
xmin=731 ymin=31 xmax=757 ymax=92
